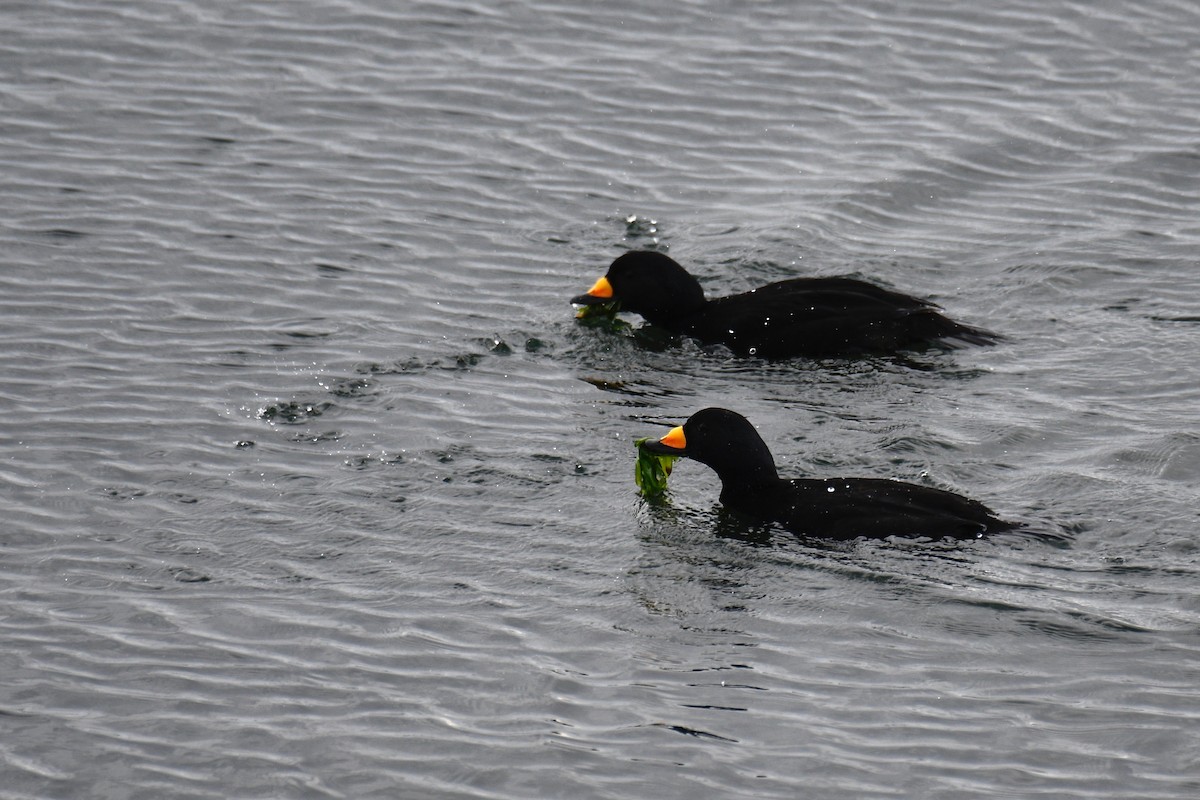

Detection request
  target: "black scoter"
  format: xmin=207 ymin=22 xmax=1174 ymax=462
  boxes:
xmin=642 ymin=407 xmax=1013 ymax=539
xmin=572 ymin=250 xmax=998 ymax=359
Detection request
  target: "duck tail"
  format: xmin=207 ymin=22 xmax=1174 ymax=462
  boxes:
xmin=905 ymin=308 xmax=1003 ymax=348
xmin=945 ymin=321 xmax=1005 ymax=347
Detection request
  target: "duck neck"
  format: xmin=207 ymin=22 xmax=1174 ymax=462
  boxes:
xmin=640 ymin=293 xmax=707 ymax=328
xmin=713 ymin=455 xmax=779 ymax=490
xmin=630 ymin=263 xmax=708 ymax=328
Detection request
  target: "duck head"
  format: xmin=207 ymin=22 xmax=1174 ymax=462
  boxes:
xmin=572 ymin=251 xmax=707 ymax=326
xmin=642 ymin=407 xmax=779 ymax=485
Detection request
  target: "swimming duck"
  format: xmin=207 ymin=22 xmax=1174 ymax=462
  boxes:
xmin=641 ymin=407 xmax=1013 ymax=539
xmin=572 ymin=250 xmax=998 ymax=358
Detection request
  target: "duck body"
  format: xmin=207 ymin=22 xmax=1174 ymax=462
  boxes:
xmin=643 ymin=408 xmax=1013 ymax=540
xmin=573 ymin=251 xmax=998 ymax=359
xmin=715 ymin=475 xmax=1011 ymax=540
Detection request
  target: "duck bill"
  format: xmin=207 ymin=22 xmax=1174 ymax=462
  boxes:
xmin=641 ymin=425 xmax=687 ymax=456
xmin=570 ymin=275 xmax=614 ymax=306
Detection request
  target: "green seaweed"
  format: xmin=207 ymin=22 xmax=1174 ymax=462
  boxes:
xmin=574 ymin=299 xmax=622 ymax=323
xmin=634 ymin=437 xmax=678 ymax=497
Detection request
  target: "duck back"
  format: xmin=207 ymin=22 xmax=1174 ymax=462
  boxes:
xmin=682 ymin=278 xmax=997 ymax=358
xmin=722 ymin=476 xmax=1012 ymax=539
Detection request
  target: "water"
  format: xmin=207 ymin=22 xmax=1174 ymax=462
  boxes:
xmin=2 ymin=0 xmax=1199 ymax=797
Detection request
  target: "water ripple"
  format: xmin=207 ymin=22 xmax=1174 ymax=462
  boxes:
xmin=2 ymin=0 xmax=1200 ymax=797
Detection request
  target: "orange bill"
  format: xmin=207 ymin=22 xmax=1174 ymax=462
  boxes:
xmin=585 ymin=275 xmax=613 ymax=299
xmin=658 ymin=425 xmax=686 ymax=450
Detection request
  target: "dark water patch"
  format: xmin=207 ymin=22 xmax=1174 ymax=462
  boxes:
xmin=315 ymin=262 xmax=351 ymax=278
xmin=622 ymin=214 xmax=665 ymax=244
xmin=648 ymin=722 xmax=738 ymax=743
xmin=285 ymin=429 xmax=344 ymax=444
xmin=355 ymin=357 xmax=432 ymax=375
xmin=580 ymin=376 xmax=689 ymax=402
xmin=270 ymin=318 xmax=339 ymax=341
xmin=256 ymin=400 xmax=334 ymax=424
xmin=1016 ymin=610 xmax=1153 ymax=642
xmin=447 ymin=352 xmax=492 ymax=371
xmin=474 ymin=334 xmax=553 ymax=356
xmin=159 ymin=492 xmax=200 ymax=505
xmin=343 ymin=452 xmax=406 ymax=471
xmin=35 ymin=228 xmax=88 ymax=241
xmin=877 ymin=433 xmax=963 ymax=455
xmin=482 ymin=336 xmax=513 ymax=355
xmin=169 ymin=567 xmax=211 ymax=583
xmin=1149 ymin=315 xmax=1200 ymax=324
xmin=322 ymin=377 xmax=377 ymax=398
xmin=354 ymin=350 xmax=497 ymax=375
xmin=95 ymin=485 xmax=148 ymax=502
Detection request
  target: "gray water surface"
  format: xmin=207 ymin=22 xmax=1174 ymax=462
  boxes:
xmin=3 ymin=1 xmax=1200 ymax=797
